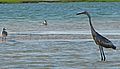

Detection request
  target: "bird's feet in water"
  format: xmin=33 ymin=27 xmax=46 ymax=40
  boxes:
xmin=101 ymin=58 xmax=103 ymax=61
xmin=103 ymin=58 xmax=106 ymax=61
xmin=103 ymin=56 xmax=106 ymax=61
xmin=2 ymin=37 xmax=7 ymax=42
xmin=101 ymin=58 xmax=106 ymax=61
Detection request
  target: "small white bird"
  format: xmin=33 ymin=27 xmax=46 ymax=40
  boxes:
xmin=2 ymin=28 xmax=8 ymax=41
xmin=43 ymin=20 xmax=47 ymax=25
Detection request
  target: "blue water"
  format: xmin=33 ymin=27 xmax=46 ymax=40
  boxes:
xmin=0 ymin=2 xmax=120 ymax=69
xmin=0 ymin=2 xmax=120 ymax=20
xmin=0 ymin=2 xmax=120 ymax=32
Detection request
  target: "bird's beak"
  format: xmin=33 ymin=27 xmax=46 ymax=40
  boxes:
xmin=76 ymin=12 xmax=83 ymax=15
xmin=76 ymin=11 xmax=87 ymax=15
xmin=76 ymin=12 xmax=85 ymax=15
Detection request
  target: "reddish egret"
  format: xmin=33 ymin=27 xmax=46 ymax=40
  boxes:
xmin=76 ymin=11 xmax=116 ymax=61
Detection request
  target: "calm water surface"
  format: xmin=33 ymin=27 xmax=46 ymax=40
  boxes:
xmin=0 ymin=2 xmax=120 ymax=69
xmin=0 ymin=2 xmax=120 ymax=32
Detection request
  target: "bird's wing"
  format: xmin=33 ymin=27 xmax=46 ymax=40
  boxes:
xmin=2 ymin=31 xmax=8 ymax=36
xmin=96 ymin=33 xmax=114 ymax=48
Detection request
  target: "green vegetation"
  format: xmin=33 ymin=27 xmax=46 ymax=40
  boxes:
xmin=0 ymin=0 xmax=120 ymax=3
xmin=0 ymin=0 xmax=21 ymax=3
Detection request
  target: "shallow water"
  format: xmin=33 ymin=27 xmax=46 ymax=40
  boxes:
xmin=0 ymin=39 xmax=120 ymax=68
xmin=0 ymin=2 xmax=120 ymax=69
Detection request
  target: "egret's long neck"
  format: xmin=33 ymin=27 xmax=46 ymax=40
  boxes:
xmin=87 ymin=14 xmax=95 ymax=32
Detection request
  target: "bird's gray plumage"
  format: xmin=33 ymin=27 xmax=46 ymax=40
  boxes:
xmin=76 ymin=11 xmax=116 ymax=61
xmin=93 ymin=32 xmax=116 ymax=49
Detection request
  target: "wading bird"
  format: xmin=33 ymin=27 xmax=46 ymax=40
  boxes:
xmin=76 ymin=11 xmax=116 ymax=61
xmin=2 ymin=28 xmax=8 ymax=41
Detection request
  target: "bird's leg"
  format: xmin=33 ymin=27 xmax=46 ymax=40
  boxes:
xmin=101 ymin=46 xmax=106 ymax=61
xmin=5 ymin=37 xmax=6 ymax=41
xmin=2 ymin=37 xmax=3 ymax=41
xmin=99 ymin=46 xmax=103 ymax=61
xmin=2 ymin=37 xmax=4 ymax=41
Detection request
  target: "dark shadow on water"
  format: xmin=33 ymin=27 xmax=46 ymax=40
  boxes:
xmin=2 ymin=39 xmax=22 ymax=46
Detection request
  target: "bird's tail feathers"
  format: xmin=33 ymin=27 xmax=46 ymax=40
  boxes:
xmin=112 ymin=45 xmax=116 ymax=50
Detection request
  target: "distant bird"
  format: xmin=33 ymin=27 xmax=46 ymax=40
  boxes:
xmin=43 ymin=20 xmax=47 ymax=25
xmin=76 ymin=11 xmax=116 ymax=61
xmin=2 ymin=28 xmax=8 ymax=41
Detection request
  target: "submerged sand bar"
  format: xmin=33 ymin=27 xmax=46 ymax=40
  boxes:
xmin=0 ymin=31 xmax=119 ymax=40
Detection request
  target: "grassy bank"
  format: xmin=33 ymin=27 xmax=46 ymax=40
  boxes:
xmin=61 ymin=0 xmax=120 ymax=2
xmin=0 ymin=0 xmax=120 ymax=3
